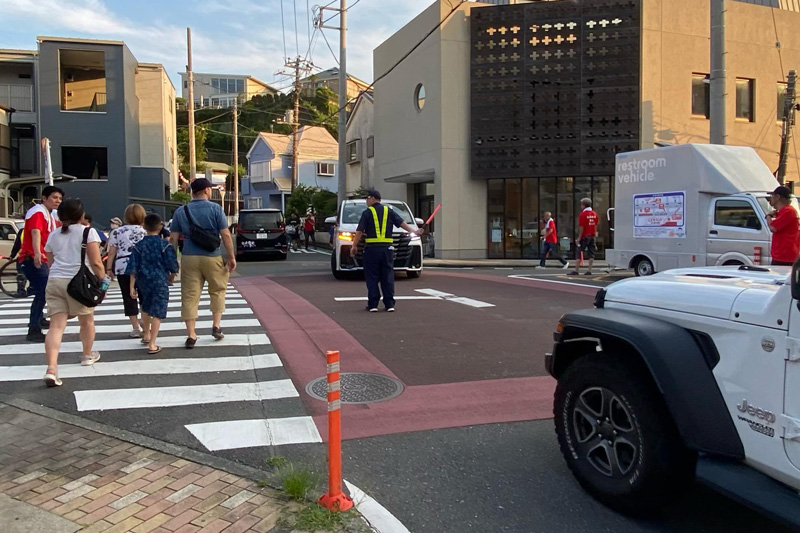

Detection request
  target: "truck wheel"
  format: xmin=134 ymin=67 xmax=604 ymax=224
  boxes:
xmin=554 ymin=356 xmax=695 ymax=515
xmin=407 ymin=270 xmax=421 ymax=279
xmin=331 ymin=253 xmax=346 ymax=280
xmin=634 ymin=257 xmax=654 ymax=277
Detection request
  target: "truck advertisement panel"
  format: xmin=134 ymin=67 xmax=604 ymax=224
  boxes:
xmin=633 ymin=191 xmax=686 ymax=239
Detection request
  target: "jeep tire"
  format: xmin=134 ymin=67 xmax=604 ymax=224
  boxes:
xmin=554 ymin=356 xmax=695 ymax=514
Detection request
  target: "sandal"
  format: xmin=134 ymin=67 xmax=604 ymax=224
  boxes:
xmin=140 ymin=338 xmax=150 ymax=345
xmin=148 ymin=346 xmax=162 ymax=355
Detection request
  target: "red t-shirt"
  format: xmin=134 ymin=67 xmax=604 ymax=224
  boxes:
xmin=770 ymin=204 xmax=800 ymax=263
xmin=304 ymin=216 xmax=315 ymax=232
xmin=579 ymin=208 xmax=599 ymax=238
xmin=19 ymin=206 xmax=55 ymax=262
xmin=544 ymin=218 xmax=558 ymax=243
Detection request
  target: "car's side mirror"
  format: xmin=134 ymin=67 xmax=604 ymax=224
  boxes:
xmin=414 ymin=218 xmax=425 ymax=227
xmin=792 ymin=260 xmax=800 ymax=307
xmin=325 ymin=216 xmax=337 ymax=225
xmin=7 ymin=233 xmax=15 ymax=241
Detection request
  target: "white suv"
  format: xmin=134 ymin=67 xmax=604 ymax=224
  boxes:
xmin=326 ymin=199 xmax=424 ymax=280
xmin=549 ymin=264 xmax=800 ymax=527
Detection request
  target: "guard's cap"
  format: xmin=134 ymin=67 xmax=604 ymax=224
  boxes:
xmin=367 ymin=189 xmax=381 ymax=200
xmin=772 ymin=185 xmax=792 ymax=199
xmin=191 ymin=178 xmax=213 ymax=193
xmin=109 ymin=217 xmax=123 ymax=226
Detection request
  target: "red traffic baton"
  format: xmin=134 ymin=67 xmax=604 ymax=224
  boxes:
xmin=422 ymin=203 xmax=442 ymax=230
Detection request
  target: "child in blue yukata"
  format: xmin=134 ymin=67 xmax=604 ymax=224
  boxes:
xmin=127 ymin=213 xmax=179 ymax=354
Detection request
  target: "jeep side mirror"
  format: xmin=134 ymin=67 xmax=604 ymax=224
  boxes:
xmin=792 ymin=259 xmax=800 ymax=306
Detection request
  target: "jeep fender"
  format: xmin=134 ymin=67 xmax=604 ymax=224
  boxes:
xmin=549 ymin=308 xmax=744 ymax=459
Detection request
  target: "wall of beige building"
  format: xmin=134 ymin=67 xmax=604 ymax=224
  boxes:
xmin=135 ymin=64 xmax=178 ymax=192
xmin=345 ymin=96 xmax=374 ymax=193
xmin=374 ymin=0 xmax=489 ymax=259
xmin=642 ymin=0 xmax=800 ymax=186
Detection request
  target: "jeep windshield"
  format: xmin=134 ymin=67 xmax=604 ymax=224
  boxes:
xmin=341 ymin=203 xmax=414 ymax=225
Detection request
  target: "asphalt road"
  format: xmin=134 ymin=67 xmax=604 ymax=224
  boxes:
xmin=0 ymin=251 xmax=791 ymax=532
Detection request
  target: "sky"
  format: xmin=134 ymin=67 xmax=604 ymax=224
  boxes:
xmin=2 ymin=0 xmax=437 ymax=91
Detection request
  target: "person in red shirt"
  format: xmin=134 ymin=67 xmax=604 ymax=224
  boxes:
xmin=766 ymin=186 xmax=800 ymax=266
xmin=570 ymin=197 xmax=599 ymax=276
xmin=19 ymin=186 xmax=64 ymax=342
xmin=304 ymin=212 xmax=316 ymax=250
xmin=537 ymin=211 xmax=568 ymax=269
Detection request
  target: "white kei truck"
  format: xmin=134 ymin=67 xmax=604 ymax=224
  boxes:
xmin=606 ymin=144 xmax=788 ymax=276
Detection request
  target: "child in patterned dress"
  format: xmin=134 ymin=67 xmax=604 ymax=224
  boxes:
xmin=126 ymin=214 xmax=179 ymax=354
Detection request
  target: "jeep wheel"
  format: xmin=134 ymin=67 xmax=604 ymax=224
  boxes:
xmin=407 ymin=270 xmax=421 ymax=279
xmin=331 ymin=253 xmax=346 ymax=280
xmin=634 ymin=257 xmax=654 ymax=277
xmin=554 ymin=356 xmax=695 ymax=514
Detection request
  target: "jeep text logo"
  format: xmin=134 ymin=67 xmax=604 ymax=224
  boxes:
xmin=737 ymin=399 xmax=776 ymax=424
xmin=616 ymin=157 xmax=666 ymax=184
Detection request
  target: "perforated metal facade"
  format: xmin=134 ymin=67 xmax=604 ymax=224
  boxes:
xmin=471 ymin=0 xmax=641 ymax=179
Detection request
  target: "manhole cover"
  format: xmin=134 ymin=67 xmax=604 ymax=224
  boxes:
xmin=305 ymin=373 xmax=404 ymax=404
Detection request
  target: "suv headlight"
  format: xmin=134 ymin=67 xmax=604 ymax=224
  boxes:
xmin=338 ymin=231 xmax=354 ymax=242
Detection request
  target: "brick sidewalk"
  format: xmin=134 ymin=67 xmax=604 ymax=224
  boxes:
xmin=0 ymin=403 xmax=291 ymax=533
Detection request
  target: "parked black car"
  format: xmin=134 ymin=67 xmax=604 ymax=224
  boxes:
xmin=233 ymin=209 xmax=287 ymax=260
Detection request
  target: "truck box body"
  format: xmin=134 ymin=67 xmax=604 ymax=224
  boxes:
xmin=607 ymin=144 xmax=781 ymax=273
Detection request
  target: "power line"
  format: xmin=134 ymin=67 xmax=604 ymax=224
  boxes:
xmin=320 ymin=28 xmax=339 ymax=65
xmin=293 ymin=0 xmax=300 ymax=57
xmin=280 ymin=0 xmax=288 ymax=62
xmin=306 ymin=0 xmax=312 ymax=47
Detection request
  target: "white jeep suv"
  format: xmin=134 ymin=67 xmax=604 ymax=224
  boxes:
xmin=326 ymin=199 xmax=424 ymax=280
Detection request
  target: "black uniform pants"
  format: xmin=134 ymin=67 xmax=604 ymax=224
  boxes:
xmin=363 ymin=245 xmax=394 ymax=309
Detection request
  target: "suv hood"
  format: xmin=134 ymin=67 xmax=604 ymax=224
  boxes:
xmin=605 ymin=266 xmax=791 ymax=327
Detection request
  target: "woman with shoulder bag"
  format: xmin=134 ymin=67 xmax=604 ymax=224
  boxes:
xmin=43 ymin=198 xmax=105 ymax=387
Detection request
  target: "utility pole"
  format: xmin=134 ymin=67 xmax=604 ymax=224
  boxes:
xmin=777 ymin=70 xmax=797 ymax=185
xmin=277 ymin=57 xmax=312 ymax=192
xmin=317 ymin=2 xmax=348 ymax=205
xmin=233 ymin=97 xmax=239 ymax=217
xmin=710 ymin=0 xmax=726 ymax=145
xmin=187 ymin=27 xmax=197 ymax=182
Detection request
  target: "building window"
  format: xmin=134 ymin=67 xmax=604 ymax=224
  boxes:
xmin=211 ymin=78 xmax=245 ymax=95
xmin=0 ymin=124 xmax=10 ymax=172
xmin=691 ymin=73 xmax=710 ymax=119
xmin=736 ymin=78 xmax=755 ymax=122
xmin=59 ymin=49 xmax=106 ymax=112
xmin=62 ymin=146 xmax=108 ymax=180
xmin=247 ymin=197 xmax=262 ymax=209
xmin=347 ymin=140 xmax=360 ymax=164
xmin=0 ymin=84 xmax=33 ymax=112
xmin=414 ymin=83 xmax=426 ymax=112
xmin=184 ymin=80 xmax=188 ymax=89
xmin=316 ymin=162 xmax=335 ymax=176
xmin=366 ymin=136 xmax=375 ymax=158
xmin=777 ymin=82 xmax=787 ymax=122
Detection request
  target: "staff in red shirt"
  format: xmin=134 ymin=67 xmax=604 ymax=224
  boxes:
xmin=766 ymin=186 xmax=800 ymax=266
xmin=570 ymin=197 xmax=599 ymax=276
xmin=537 ymin=211 xmax=568 ymax=269
xmin=19 ymin=186 xmax=63 ymax=342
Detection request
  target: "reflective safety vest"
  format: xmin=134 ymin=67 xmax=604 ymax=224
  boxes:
xmin=365 ymin=206 xmax=393 ymax=244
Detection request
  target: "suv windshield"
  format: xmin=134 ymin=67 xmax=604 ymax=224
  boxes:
xmin=239 ymin=212 xmax=283 ymax=230
xmin=756 ymin=196 xmax=800 ymax=215
xmin=341 ymin=203 xmax=414 ymax=225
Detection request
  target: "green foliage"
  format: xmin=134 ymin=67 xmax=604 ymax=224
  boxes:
xmin=281 ymin=465 xmax=319 ymax=501
xmin=285 ymin=186 xmax=339 ymax=228
xmin=352 ymin=186 xmax=371 ymax=199
xmin=294 ymin=505 xmax=345 ymax=530
xmin=265 ymin=455 xmax=288 ymax=469
xmin=285 ymin=184 xmax=317 ymax=218
xmin=170 ymin=191 xmax=191 ymax=205
xmin=176 ymin=125 xmax=208 ymax=177
xmin=312 ymin=190 xmax=338 ymax=221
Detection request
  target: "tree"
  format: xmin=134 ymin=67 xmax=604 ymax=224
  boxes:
xmin=311 ymin=190 xmax=338 ymax=222
xmin=177 ymin=125 xmax=207 ymax=178
xmin=171 ymin=190 xmax=191 ymax=204
xmin=285 ymin=184 xmax=317 ymax=218
xmin=352 ymin=186 xmax=371 ymax=199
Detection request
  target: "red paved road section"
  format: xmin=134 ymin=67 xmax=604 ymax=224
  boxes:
xmin=232 ymin=273 xmax=595 ymax=441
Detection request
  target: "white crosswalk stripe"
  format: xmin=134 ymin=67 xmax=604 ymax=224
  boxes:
xmin=0 ymin=286 xmax=321 ymax=450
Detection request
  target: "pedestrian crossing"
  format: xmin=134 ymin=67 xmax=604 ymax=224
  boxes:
xmin=0 ymin=283 xmax=322 ymax=455
xmin=289 ymin=247 xmax=329 ymax=255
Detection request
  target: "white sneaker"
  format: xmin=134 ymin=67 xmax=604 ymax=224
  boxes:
xmin=43 ymin=373 xmax=62 ymax=387
xmin=81 ymin=351 xmax=101 ymax=366
xmin=369 ymin=308 xmax=378 ymax=313
xmin=129 ymin=329 xmax=142 ymax=338
xmin=535 ymin=266 xmax=546 ymax=269
xmin=386 ymin=307 xmax=395 ymax=312
xmin=562 ymin=263 xmax=570 ymax=270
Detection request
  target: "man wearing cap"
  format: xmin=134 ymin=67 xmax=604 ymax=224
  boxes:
xmin=766 ymin=185 xmax=800 ymax=266
xmin=351 ymin=190 xmax=423 ymax=312
xmin=169 ymin=178 xmax=236 ymax=348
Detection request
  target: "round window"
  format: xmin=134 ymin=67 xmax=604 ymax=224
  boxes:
xmin=414 ymin=83 xmax=426 ymax=111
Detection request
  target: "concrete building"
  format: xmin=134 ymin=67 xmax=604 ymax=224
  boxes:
xmin=299 ymin=67 xmax=370 ymax=106
xmin=0 ymin=105 xmax=11 ymax=210
xmin=180 ymin=72 xmax=277 ymax=109
xmin=373 ymin=0 xmax=800 ymax=260
xmin=345 ymin=91 xmax=375 ymax=193
xmin=0 ymin=36 xmax=179 ymax=223
xmin=242 ymin=126 xmax=339 ymax=210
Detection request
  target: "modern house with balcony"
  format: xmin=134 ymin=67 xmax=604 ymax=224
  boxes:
xmin=180 ymin=72 xmax=277 ymax=109
xmin=0 ymin=37 xmax=178 ymax=222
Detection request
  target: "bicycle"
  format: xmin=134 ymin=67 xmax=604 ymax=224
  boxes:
xmin=0 ymin=256 xmax=30 ymax=299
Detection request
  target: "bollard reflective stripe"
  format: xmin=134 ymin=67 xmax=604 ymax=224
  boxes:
xmin=319 ymin=350 xmax=354 ymax=512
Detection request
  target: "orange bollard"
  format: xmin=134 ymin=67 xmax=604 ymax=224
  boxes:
xmin=318 ymin=350 xmax=354 ymax=512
